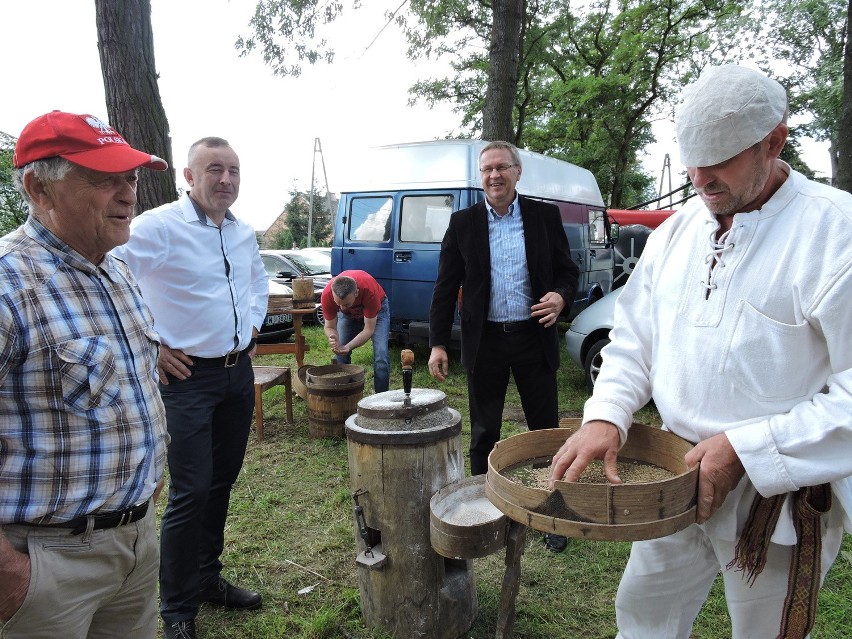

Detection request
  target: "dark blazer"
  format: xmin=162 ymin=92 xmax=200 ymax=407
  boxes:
xmin=429 ymin=195 xmax=580 ymax=372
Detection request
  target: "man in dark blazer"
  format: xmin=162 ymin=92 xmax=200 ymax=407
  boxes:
xmin=428 ymin=140 xmax=579 ymax=552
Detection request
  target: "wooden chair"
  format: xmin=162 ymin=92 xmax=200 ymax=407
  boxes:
xmin=253 ymin=343 xmax=295 ymax=440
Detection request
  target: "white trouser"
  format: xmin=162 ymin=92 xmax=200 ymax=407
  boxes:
xmin=615 ymin=517 xmax=844 ymax=639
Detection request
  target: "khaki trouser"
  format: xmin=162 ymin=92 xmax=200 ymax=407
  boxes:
xmin=1 ymin=505 xmax=158 ymax=639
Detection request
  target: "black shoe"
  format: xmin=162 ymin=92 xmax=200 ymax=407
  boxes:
xmin=543 ymin=533 xmax=569 ymax=553
xmin=198 ymin=576 xmax=263 ymax=610
xmin=163 ymin=619 xmax=196 ymax=639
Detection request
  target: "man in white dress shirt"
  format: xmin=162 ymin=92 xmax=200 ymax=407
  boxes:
xmin=113 ymin=137 xmax=268 ymax=639
xmin=549 ymin=65 xmax=852 ymax=638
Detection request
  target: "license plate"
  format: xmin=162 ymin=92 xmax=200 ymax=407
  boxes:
xmin=263 ymin=313 xmax=292 ymax=327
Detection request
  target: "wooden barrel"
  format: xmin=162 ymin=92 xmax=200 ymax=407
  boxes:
xmin=291 ymin=277 xmax=315 ymax=308
xmin=305 ymin=364 xmax=364 ymax=438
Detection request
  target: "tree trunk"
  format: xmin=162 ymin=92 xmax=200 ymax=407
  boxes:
xmin=482 ymin=0 xmax=524 ymax=143
xmin=836 ymin=0 xmax=852 ymax=193
xmin=95 ymin=0 xmax=176 ymax=213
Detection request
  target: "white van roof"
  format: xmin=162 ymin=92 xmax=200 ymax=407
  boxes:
xmin=337 ymin=139 xmax=605 ymax=207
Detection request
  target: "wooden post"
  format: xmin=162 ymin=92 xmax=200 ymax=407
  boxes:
xmin=495 ymin=521 xmax=528 ymax=639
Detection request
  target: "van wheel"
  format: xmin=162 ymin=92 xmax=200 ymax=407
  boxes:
xmin=314 ymin=306 xmax=325 ymax=324
xmin=583 ymin=338 xmax=609 ymax=392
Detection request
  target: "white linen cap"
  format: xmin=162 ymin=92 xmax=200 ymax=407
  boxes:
xmin=675 ymin=65 xmax=787 ymax=168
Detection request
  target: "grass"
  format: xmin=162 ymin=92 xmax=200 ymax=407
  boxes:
xmin=158 ymin=324 xmax=852 ymax=638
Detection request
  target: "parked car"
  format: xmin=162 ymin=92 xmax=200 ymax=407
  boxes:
xmin=258 ymin=280 xmax=295 ymax=343
xmin=564 ymin=287 xmax=622 ymax=391
xmin=259 ymin=249 xmax=331 ymax=323
xmin=282 ymin=249 xmax=332 ymax=280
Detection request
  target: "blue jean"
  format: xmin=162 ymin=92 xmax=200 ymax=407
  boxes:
xmin=334 ymin=297 xmax=391 ymax=393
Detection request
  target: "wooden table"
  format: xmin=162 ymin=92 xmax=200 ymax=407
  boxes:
xmin=264 ymin=295 xmax=316 ymax=367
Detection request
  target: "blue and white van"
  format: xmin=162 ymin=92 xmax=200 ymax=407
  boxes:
xmin=331 ymin=140 xmax=615 ymax=345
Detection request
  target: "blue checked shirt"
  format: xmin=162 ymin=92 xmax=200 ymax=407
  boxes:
xmin=486 ymin=195 xmax=535 ymax=322
xmin=0 ymin=218 xmax=168 ymax=525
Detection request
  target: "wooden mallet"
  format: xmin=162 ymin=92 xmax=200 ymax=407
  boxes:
xmin=401 ymin=349 xmax=414 ymax=401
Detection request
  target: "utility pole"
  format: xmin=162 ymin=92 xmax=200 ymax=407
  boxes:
xmin=658 ymin=154 xmax=672 ymax=209
xmin=308 ymin=137 xmax=334 ymax=247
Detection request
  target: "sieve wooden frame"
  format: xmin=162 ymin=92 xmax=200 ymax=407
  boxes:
xmin=485 ymin=424 xmax=698 ymax=541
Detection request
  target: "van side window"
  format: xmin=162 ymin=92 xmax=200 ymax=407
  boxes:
xmin=349 ymin=197 xmax=393 ymax=242
xmin=400 ymin=195 xmax=454 ymax=243
xmin=589 ymin=209 xmax=607 ymax=245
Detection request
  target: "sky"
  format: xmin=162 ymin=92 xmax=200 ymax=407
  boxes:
xmin=2 ymin=0 xmax=461 ymax=230
xmin=2 ymin=1 xmax=833 ymax=229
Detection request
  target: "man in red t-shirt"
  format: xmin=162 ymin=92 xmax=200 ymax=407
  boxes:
xmin=321 ymin=270 xmax=391 ymax=393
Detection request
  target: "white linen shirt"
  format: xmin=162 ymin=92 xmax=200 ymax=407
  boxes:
xmin=584 ymin=166 xmax=852 ymax=542
xmin=112 ymin=193 xmax=268 ymax=357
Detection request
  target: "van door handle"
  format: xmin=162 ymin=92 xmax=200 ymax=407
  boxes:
xmin=575 ymin=252 xmax=584 ymax=262
xmin=394 ymin=252 xmax=412 ymax=263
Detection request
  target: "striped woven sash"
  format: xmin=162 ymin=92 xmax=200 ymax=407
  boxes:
xmin=728 ymin=484 xmax=832 ymax=639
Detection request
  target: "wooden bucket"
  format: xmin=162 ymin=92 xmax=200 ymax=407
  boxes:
xmin=305 ymin=364 xmax=364 ymax=438
xmin=486 ymin=423 xmax=698 ymax=541
xmin=430 ymin=474 xmax=508 ymax=559
xmin=291 ymin=277 xmax=315 ymax=308
xmin=293 ymin=364 xmax=311 ymax=400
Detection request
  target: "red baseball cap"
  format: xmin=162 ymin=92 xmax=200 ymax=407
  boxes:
xmin=13 ymin=111 xmax=168 ymax=172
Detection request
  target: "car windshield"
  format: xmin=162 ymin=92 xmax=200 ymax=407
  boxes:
xmin=284 ymin=251 xmax=330 ymax=275
xmin=262 ymin=255 xmax=299 ymax=279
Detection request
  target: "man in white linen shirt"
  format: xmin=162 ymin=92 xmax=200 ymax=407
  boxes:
xmin=549 ymin=64 xmax=852 ymax=638
xmin=113 ymin=137 xmax=268 ymax=639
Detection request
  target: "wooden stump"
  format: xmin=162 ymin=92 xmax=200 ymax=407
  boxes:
xmin=346 ymin=392 xmax=478 ymax=639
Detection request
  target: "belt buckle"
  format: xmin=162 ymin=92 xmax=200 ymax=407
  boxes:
xmin=224 ymin=351 xmax=240 ymax=368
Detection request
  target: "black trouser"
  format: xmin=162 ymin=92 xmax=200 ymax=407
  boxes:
xmin=467 ymin=324 xmax=559 ymax=475
xmin=158 ymin=357 xmax=254 ymax=623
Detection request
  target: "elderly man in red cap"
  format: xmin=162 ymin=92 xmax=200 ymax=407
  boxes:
xmin=549 ymin=65 xmax=852 ymax=638
xmin=0 ymin=111 xmax=169 ymax=638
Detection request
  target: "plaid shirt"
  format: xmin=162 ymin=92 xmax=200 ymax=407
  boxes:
xmin=0 ymin=218 xmax=168 ymax=525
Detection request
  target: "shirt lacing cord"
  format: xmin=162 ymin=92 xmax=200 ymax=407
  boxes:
xmin=700 ymin=227 xmax=735 ymax=294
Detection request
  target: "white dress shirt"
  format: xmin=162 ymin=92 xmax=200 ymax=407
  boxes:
xmin=112 ymin=193 xmax=268 ymax=357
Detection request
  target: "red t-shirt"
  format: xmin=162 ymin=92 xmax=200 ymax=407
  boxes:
xmin=321 ymin=270 xmax=386 ymax=320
